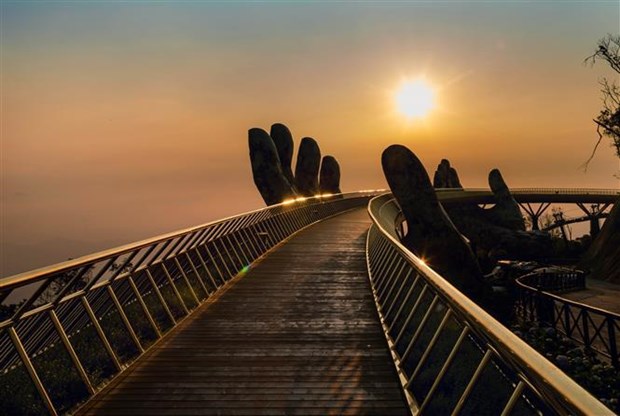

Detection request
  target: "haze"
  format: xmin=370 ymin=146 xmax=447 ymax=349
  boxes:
xmin=1 ymin=1 xmax=619 ymax=276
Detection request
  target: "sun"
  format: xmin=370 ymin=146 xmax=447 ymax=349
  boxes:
xmin=395 ymin=79 xmax=435 ymax=119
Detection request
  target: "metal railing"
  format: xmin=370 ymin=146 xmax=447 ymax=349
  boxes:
xmin=436 ymin=187 xmax=619 ymax=204
xmin=516 ymin=272 xmax=620 ymax=369
xmin=0 ymin=192 xmax=375 ymax=415
xmin=436 ymin=187 xmax=620 ymax=196
xmin=365 ymin=193 xmax=613 ymax=415
xmin=518 ymin=270 xmax=586 ymax=293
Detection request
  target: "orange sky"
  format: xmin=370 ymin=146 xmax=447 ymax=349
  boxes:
xmin=1 ymin=2 xmax=619 ymax=275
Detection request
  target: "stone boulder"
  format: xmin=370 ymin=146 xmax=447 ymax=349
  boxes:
xmin=581 ymin=197 xmax=620 ymax=283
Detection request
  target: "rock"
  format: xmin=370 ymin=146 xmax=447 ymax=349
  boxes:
xmin=449 ymin=167 xmax=462 ymax=188
xmin=319 ymin=156 xmax=342 ymax=194
xmin=270 ymin=123 xmax=297 ymax=189
xmin=248 ymin=128 xmax=296 ymax=205
xmin=381 ymin=145 xmax=494 ymax=307
xmin=433 ymin=159 xmax=462 ymax=188
xmin=487 ymin=168 xmax=526 ymax=231
xmin=581 ymin=197 xmax=620 ymax=283
xmin=555 ymin=354 xmax=570 ymax=370
xmin=446 ymin=206 xmax=553 ymax=262
xmin=294 ymin=137 xmax=321 ymax=196
xmin=248 ymin=123 xmax=342 ymax=205
xmin=441 ymin=167 xmax=549 ymax=262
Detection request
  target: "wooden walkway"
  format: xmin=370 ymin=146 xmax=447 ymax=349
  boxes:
xmin=78 ymin=209 xmax=408 ymax=415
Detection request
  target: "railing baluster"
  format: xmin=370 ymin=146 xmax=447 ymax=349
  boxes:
xmin=385 ymin=269 xmax=413 ymax=319
xmin=107 ymin=286 xmax=144 ymax=353
xmin=160 ymin=263 xmax=190 ymax=315
xmin=450 ymin=349 xmax=493 ymax=415
xmin=377 ymin=255 xmax=402 ymax=299
xmin=81 ymin=297 xmax=122 ymax=371
xmin=172 ymin=258 xmax=201 ymax=304
xmin=388 ymin=274 xmax=419 ymax=331
xmin=198 ymin=245 xmax=226 ymax=286
xmin=500 ymin=381 xmax=525 ymax=416
xmin=419 ymin=326 xmax=470 ymax=413
xmin=191 ymin=248 xmax=220 ymax=289
xmin=145 ymin=269 xmax=177 ymax=325
xmin=395 ymin=285 xmax=428 ymax=345
xmin=609 ymin=318 xmax=618 ymax=369
xmin=128 ymin=275 xmax=162 ymax=338
xmin=7 ymin=327 xmax=58 ymax=416
xmin=48 ymin=309 xmax=95 ymax=394
xmin=177 ymin=256 xmax=208 ymax=298
xmin=400 ymin=295 xmax=439 ymax=363
xmin=409 ymin=308 xmax=452 ymax=380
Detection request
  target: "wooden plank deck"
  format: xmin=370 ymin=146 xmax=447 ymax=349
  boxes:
xmin=78 ymin=209 xmax=409 ymax=415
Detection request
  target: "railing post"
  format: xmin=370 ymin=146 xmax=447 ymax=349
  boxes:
xmin=608 ymin=318 xmax=618 ymax=369
xmin=582 ymin=310 xmax=591 ymax=349
xmin=78 ymin=297 xmax=123 ymax=373
xmin=128 ymin=275 xmax=162 ymax=338
xmin=564 ymin=305 xmax=572 ymax=336
xmin=7 ymin=327 xmax=58 ymax=416
xmin=535 ymin=286 xmax=554 ymax=326
xmin=48 ymin=309 xmax=95 ymax=395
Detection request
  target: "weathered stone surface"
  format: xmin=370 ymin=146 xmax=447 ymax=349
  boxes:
xmin=248 ymin=128 xmax=296 ymax=205
xmin=295 ymin=137 xmax=321 ymax=196
xmin=270 ymin=123 xmax=296 ymax=189
xmin=445 ymin=206 xmax=552 ymax=266
xmin=433 ymin=159 xmax=462 ymax=188
xmin=581 ymin=197 xmax=620 ymax=283
xmin=381 ymin=145 xmax=493 ymax=304
xmin=435 ymin=165 xmax=541 ymax=263
xmin=446 ymin=169 xmax=552 ymax=267
xmin=319 ymin=156 xmax=342 ymax=194
xmin=449 ymin=167 xmax=462 ymax=188
xmin=249 ymin=123 xmax=342 ymax=205
xmin=487 ymin=168 xmax=526 ymax=231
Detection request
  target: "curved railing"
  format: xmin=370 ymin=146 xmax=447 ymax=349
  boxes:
xmin=0 ymin=192 xmax=376 ymax=415
xmin=439 ymin=187 xmax=619 ymax=195
xmin=436 ymin=187 xmax=619 ymax=204
xmin=365 ymin=193 xmax=613 ymax=415
xmin=515 ymin=271 xmax=620 ymax=369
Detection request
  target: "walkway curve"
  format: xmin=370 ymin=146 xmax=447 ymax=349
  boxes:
xmin=77 ymin=209 xmax=408 ymax=416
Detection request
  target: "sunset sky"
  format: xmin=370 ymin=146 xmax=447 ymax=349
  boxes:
xmin=1 ymin=1 xmax=619 ymax=275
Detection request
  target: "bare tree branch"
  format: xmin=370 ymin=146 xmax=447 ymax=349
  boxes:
xmin=584 ymin=34 xmax=620 ymax=170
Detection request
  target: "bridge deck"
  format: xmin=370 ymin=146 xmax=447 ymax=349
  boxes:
xmin=77 ymin=209 xmax=408 ymax=415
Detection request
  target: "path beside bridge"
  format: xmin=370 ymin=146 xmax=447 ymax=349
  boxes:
xmin=562 ymin=278 xmax=620 ymax=315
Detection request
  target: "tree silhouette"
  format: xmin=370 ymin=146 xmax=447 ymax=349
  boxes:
xmin=585 ymin=34 xmax=620 ymax=165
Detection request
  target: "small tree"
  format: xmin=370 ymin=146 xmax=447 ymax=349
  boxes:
xmin=585 ymin=34 xmax=620 ymax=165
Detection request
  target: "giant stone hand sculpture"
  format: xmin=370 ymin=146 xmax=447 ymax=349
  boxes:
xmin=381 ymin=145 xmax=494 ymax=308
xmin=381 ymin=145 xmax=556 ymax=320
xmin=432 ymin=160 xmax=550 ymax=264
xmin=249 ymin=123 xmax=341 ymax=205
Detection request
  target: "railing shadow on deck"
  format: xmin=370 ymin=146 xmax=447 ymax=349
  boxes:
xmin=365 ymin=193 xmax=613 ymax=416
xmin=0 ymin=192 xmax=376 ymax=415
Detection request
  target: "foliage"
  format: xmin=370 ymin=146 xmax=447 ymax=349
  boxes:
xmin=512 ymin=322 xmax=620 ymax=413
xmin=585 ymin=34 xmax=620 ymax=166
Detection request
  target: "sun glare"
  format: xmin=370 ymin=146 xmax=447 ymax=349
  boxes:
xmin=395 ymin=79 xmax=435 ymax=119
